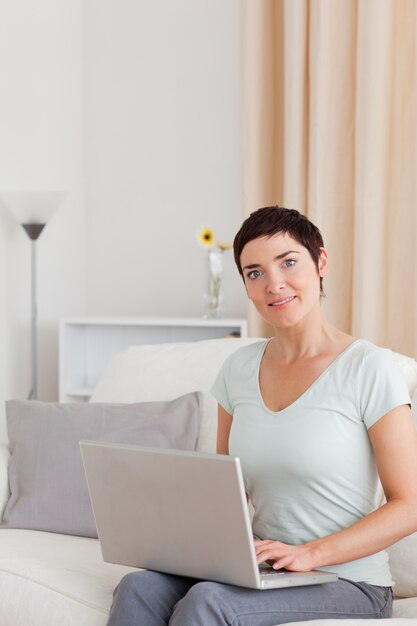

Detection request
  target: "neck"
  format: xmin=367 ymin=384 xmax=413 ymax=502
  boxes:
xmin=267 ymin=310 xmax=343 ymax=362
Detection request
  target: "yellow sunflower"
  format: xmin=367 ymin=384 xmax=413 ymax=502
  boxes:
xmin=196 ymin=226 xmax=215 ymax=248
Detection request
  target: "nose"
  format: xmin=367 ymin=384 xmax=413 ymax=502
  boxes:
xmin=266 ymin=270 xmax=286 ymax=294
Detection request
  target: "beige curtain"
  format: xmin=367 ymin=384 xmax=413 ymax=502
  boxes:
xmin=242 ymin=0 xmax=417 ymax=358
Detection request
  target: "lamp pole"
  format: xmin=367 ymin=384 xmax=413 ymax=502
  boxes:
xmin=22 ymin=223 xmax=45 ymax=400
xmin=0 ymin=191 xmax=67 ymax=402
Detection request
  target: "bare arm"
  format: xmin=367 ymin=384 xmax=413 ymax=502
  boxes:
xmin=256 ymin=404 xmax=417 ymax=570
xmin=216 ymin=404 xmax=233 ymax=455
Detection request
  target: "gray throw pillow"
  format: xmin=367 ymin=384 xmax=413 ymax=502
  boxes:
xmin=2 ymin=394 xmax=201 ymax=537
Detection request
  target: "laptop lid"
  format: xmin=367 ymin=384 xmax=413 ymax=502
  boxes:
xmin=80 ymin=441 xmax=337 ymax=590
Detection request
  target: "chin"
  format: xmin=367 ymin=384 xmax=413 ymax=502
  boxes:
xmin=259 ymin=310 xmax=295 ymax=328
xmin=262 ymin=308 xmax=305 ymax=330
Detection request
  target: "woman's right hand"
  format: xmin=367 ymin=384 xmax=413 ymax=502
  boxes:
xmin=255 ymin=538 xmax=319 ymax=572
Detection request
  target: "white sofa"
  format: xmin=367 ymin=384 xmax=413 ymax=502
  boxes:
xmin=1 ymin=337 xmax=417 ymax=626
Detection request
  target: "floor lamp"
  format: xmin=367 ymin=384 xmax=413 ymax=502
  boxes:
xmin=0 ymin=191 xmax=67 ymax=400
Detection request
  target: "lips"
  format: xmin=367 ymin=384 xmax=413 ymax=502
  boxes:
xmin=268 ymin=296 xmax=296 ymax=307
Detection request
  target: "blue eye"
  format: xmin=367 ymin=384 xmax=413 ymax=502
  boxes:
xmin=283 ymin=259 xmax=296 ymax=268
xmin=247 ymin=270 xmax=262 ymax=280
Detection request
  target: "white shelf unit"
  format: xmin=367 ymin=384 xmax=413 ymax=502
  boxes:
xmin=59 ymin=316 xmax=248 ymax=403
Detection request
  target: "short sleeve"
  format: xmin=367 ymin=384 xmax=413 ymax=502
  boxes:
xmin=359 ymin=348 xmax=411 ymax=429
xmin=211 ymin=357 xmax=233 ymax=415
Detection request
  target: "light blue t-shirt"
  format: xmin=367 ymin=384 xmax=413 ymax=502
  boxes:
xmin=211 ymin=339 xmax=410 ymax=586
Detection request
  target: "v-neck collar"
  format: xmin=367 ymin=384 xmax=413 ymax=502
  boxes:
xmin=256 ymin=338 xmax=361 ymax=415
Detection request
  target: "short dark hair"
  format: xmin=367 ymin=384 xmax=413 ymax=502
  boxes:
xmin=233 ymin=206 xmax=325 ymax=295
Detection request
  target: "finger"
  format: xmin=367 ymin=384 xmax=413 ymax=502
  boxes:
xmin=255 ymin=540 xmax=288 ymax=550
xmin=256 ymin=549 xmax=274 ymax=563
xmin=272 ymin=555 xmax=293 ymax=570
xmin=257 ymin=548 xmax=293 ymax=564
xmin=254 ymin=540 xmax=285 ymax=554
xmin=256 ymin=544 xmax=277 ymax=555
xmin=255 ymin=544 xmax=276 ymax=556
xmin=256 ymin=549 xmax=283 ymax=564
xmin=255 ymin=548 xmax=277 ymax=561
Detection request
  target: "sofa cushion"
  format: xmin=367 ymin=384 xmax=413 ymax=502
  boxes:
xmin=0 ymin=442 xmax=10 ymax=523
xmin=90 ymin=338 xmax=260 ymax=453
xmin=392 ymin=352 xmax=417 ymax=397
xmin=2 ymin=395 xmax=201 ymax=537
xmin=388 ymin=531 xmax=417 ymax=599
xmin=411 ymin=387 xmax=417 ymax=426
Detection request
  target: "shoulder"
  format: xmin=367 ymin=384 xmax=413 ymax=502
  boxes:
xmin=216 ymin=339 xmax=268 ymax=383
xmin=357 ymin=339 xmax=397 ymax=369
xmin=351 ymin=339 xmax=409 ymax=398
xmin=221 ymin=339 xmax=268 ymax=370
xmin=351 ymin=340 xmax=411 ymax=427
xmin=211 ymin=339 xmax=267 ymax=411
xmin=339 ymin=339 xmax=406 ymax=393
xmin=346 ymin=339 xmax=394 ymax=370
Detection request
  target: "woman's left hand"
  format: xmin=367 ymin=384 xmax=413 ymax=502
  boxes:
xmin=255 ymin=539 xmax=318 ymax=572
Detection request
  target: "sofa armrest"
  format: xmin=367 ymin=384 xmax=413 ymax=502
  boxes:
xmin=0 ymin=441 xmax=10 ymax=522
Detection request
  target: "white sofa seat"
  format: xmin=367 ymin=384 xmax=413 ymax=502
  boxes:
xmin=1 ymin=338 xmax=417 ymax=626
xmin=0 ymin=530 xmax=415 ymax=626
xmin=0 ymin=529 xmax=136 ymax=626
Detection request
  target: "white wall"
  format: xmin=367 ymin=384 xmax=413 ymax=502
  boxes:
xmin=0 ymin=0 xmax=244 ymax=424
xmin=0 ymin=0 xmax=86 ymax=435
xmin=85 ymin=0 xmax=246 ymax=318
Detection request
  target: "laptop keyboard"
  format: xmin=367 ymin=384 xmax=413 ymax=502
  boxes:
xmin=259 ymin=565 xmax=286 ymax=576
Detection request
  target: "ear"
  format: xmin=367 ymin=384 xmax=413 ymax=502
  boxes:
xmin=318 ymin=248 xmax=329 ymax=277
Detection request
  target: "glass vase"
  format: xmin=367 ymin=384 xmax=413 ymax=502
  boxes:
xmin=204 ymin=249 xmax=224 ymax=319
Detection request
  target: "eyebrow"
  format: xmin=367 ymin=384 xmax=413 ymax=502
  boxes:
xmin=242 ymin=250 xmax=300 ymax=272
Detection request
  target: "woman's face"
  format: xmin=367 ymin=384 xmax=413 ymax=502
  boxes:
xmin=240 ymin=232 xmax=328 ymax=330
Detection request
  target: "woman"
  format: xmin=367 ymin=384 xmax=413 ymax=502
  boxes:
xmin=107 ymin=206 xmax=417 ymax=625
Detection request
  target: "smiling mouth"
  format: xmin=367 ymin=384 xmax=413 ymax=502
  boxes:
xmin=269 ymin=296 xmax=296 ymax=307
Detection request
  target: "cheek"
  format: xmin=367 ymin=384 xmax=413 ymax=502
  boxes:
xmin=244 ymin=281 xmax=264 ymax=301
xmin=290 ymin=269 xmax=320 ymax=294
xmin=299 ymin=273 xmax=321 ymax=296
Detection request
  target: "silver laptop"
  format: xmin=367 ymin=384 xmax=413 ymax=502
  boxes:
xmin=80 ymin=441 xmax=338 ymax=590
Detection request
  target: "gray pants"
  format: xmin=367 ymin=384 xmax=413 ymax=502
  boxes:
xmin=107 ymin=570 xmax=393 ymax=625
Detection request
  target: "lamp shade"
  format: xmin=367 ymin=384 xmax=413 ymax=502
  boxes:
xmin=0 ymin=191 xmax=67 ymax=226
